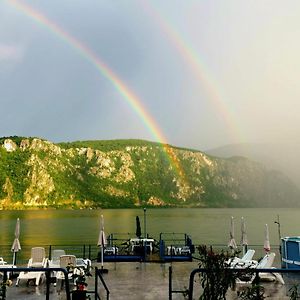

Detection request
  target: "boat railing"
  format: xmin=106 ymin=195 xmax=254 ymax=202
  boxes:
xmin=159 ymin=232 xmax=190 ymax=243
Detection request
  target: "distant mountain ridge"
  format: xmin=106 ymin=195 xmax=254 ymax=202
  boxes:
xmin=0 ymin=136 xmax=299 ymax=209
xmin=206 ymin=142 xmax=300 ymax=188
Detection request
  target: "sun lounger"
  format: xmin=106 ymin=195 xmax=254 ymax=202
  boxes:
xmin=236 ymin=252 xmax=284 ymax=284
xmin=241 ymin=249 xmax=256 ymax=261
xmin=257 ymin=253 xmax=284 ymax=284
xmin=229 ymin=249 xmax=256 ymax=268
xmin=16 ymin=270 xmax=46 ymax=286
xmin=16 ymin=247 xmax=48 ymax=286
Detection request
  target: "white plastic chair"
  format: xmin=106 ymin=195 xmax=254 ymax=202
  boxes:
xmin=56 ymin=255 xmax=78 ymax=286
xmin=49 ymin=249 xmax=66 ymax=268
xmin=0 ymin=257 xmax=6 ymax=265
xmin=28 ymin=247 xmax=47 ymax=268
xmin=49 ymin=249 xmax=66 ymax=283
xmin=16 ymin=247 xmax=48 ymax=286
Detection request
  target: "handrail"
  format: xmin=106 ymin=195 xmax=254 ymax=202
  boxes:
xmin=187 ymin=267 xmax=300 ymax=300
xmin=95 ymin=267 xmax=110 ymax=300
xmin=0 ymin=267 xmax=71 ymax=300
xmin=168 ymin=266 xmax=188 ymax=300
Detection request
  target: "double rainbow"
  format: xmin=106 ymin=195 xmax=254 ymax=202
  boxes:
xmin=142 ymin=2 xmax=244 ymax=144
xmin=6 ymin=0 xmax=186 ymax=179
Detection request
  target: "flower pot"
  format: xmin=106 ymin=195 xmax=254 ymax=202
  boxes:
xmin=72 ymin=290 xmax=87 ymax=300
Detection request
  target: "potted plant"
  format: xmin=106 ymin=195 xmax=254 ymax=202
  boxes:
xmin=71 ymin=267 xmax=91 ymax=300
xmin=0 ymin=279 xmax=12 ymax=300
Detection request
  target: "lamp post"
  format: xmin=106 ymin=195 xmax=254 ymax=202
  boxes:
xmin=143 ymin=207 xmax=147 ymax=261
xmin=274 ymin=214 xmax=282 ymax=262
xmin=143 ymin=208 xmax=147 ymax=238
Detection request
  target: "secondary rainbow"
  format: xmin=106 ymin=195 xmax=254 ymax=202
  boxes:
xmin=7 ymin=0 xmax=185 ymax=178
xmin=142 ymin=2 xmax=244 ymax=144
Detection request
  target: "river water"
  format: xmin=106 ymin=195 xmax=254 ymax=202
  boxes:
xmin=0 ymin=208 xmax=299 ymax=247
xmin=0 ymin=208 xmax=296 ymax=297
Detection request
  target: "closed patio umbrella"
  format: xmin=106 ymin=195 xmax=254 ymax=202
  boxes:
xmin=97 ymin=215 xmax=107 ymax=271
xmin=264 ymin=223 xmax=271 ymax=253
xmin=241 ymin=217 xmax=248 ymax=255
xmin=11 ymin=218 xmax=21 ymax=265
xmin=228 ymin=216 xmax=237 ymax=250
xmin=136 ymin=216 xmax=141 ymax=238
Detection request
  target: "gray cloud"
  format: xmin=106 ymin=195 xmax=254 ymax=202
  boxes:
xmin=0 ymin=0 xmax=300 ymax=154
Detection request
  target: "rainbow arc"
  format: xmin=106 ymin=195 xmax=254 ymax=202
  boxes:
xmin=141 ymin=2 xmax=244 ymax=144
xmin=7 ymin=0 xmax=187 ymax=180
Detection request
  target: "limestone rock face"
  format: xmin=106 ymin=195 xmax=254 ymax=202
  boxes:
xmin=3 ymin=139 xmax=17 ymax=152
xmin=24 ymin=154 xmax=55 ymax=206
xmin=147 ymin=196 xmax=165 ymax=206
xmin=0 ymin=137 xmax=299 ymax=209
xmin=20 ymin=139 xmax=30 ymax=150
xmin=2 ymin=177 xmax=13 ymax=200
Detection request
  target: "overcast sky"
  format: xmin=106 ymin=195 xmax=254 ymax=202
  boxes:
xmin=1 ymin=0 xmax=300 ymax=151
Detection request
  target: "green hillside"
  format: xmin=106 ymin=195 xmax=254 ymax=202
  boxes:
xmin=0 ymin=136 xmax=299 ymax=209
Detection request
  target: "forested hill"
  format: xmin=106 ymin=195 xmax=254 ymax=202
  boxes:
xmin=0 ymin=136 xmax=299 ymax=209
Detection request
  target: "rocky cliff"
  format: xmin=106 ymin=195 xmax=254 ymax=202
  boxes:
xmin=0 ymin=137 xmax=299 ymax=209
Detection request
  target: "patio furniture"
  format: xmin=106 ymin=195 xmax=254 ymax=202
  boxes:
xmin=0 ymin=257 xmax=16 ymax=279
xmin=104 ymin=246 xmax=118 ymax=255
xmin=28 ymin=247 xmax=47 ymax=268
xmin=56 ymin=254 xmax=78 ymax=286
xmin=16 ymin=247 xmax=48 ymax=286
xmin=16 ymin=270 xmax=45 ymax=286
xmin=167 ymin=246 xmax=181 ymax=255
xmin=49 ymin=249 xmax=66 ymax=282
xmin=179 ymin=246 xmax=191 ymax=255
xmin=76 ymin=257 xmax=91 ymax=272
xmin=49 ymin=249 xmax=66 ymax=268
xmin=229 ymin=249 xmax=256 ymax=268
xmin=236 ymin=252 xmax=284 ymax=284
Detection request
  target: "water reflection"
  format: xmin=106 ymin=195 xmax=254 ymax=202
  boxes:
xmin=0 ymin=208 xmax=299 ymax=247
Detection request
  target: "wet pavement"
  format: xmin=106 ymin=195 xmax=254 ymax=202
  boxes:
xmin=2 ymin=261 xmax=297 ymax=299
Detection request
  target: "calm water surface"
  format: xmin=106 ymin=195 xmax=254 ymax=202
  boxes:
xmin=0 ymin=208 xmax=300 ymax=247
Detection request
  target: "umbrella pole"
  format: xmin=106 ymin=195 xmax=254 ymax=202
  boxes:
xmin=101 ymin=246 xmax=104 ymax=268
xmin=98 ymin=214 xmax=108 ymax=273
xmin=100 ymin=246 xmax=108 ymax=273
xmin=11 ymin=252 xmax=16 ymax=278
xmin=12 ymin=252 xmax=16 ymax=265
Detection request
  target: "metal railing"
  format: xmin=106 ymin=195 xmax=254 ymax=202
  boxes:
xmin=169 ymin=266 xmax=300 ymax=300
xmin=94 ymin=267 xmax=110 ymax=300
xmin=0 ymin=267 xmax=71 ymax=300
xmin=0 ymin=244 xmax=100 ymax=266
xmin=168 ymin=265 xmax=188 ymax=299
xmin=0 ymin=266 xmax=110 ymax=300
